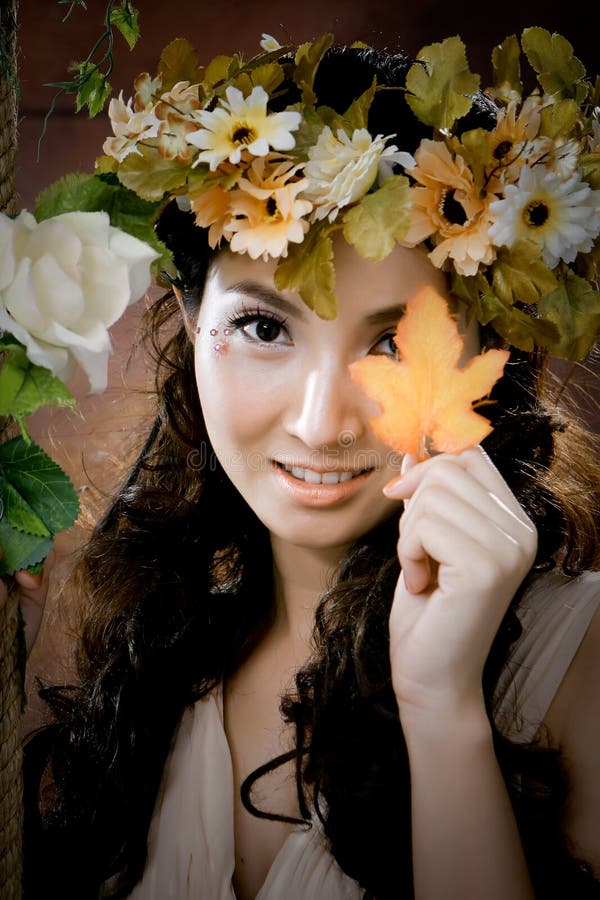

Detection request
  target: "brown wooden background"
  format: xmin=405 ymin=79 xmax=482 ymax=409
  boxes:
xmin=13 ymin=1 xmax=599 ymax=702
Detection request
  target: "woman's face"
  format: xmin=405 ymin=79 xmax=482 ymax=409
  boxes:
xmin=194 ymin=238 xmax=480 ymax=552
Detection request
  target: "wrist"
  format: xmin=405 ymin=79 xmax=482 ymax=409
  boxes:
xmin=396 ymin=688 xmax=493 ymax=747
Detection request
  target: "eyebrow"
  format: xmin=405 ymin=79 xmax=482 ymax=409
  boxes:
xmin=225 ymin=280 xmax=308 ymax=321
xmin=365 ymin=304 xmax=406 ymax=327
xmin=225 ymin=281 xmax=406 ymax=328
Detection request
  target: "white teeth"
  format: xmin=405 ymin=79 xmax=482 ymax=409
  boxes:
xmin=282 ymin=464 xmax=365 ymax=484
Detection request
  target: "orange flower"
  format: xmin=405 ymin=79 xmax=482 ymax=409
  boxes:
xmin=190 ymin=182 xmax=234 ymax=248
xmin=226 ymin=156 xmax=313 ymax=260
xmin=402 ymin=140 xmax=496 ymax=276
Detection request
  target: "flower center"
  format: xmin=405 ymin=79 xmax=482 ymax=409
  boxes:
xmin=231 ymin=122 xmax=256 ymax=146
xmin=265 ymin=196 xmax=282 ymax=222
xmin=523 ymin=199 xmax=549 ymax=228
xmin=441 ymin=189 xmax=468 ymax=226
xmin=493 ymin=140 xmax=513 ymax=161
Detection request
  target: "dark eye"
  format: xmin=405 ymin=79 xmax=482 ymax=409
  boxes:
xmin=371 ymin=332 xmax=398 ymax=357
xmin=253 ymin=317 xmax=284 ymax=342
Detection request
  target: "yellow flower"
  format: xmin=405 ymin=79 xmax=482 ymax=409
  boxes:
xmin=485 ymin=97 xmax=542 ymax=188
xmin=226 ymin=156 xmax=313 ymax=260
xmin=187 ymin=85 xmax=301 ymax=171
xmin=402 ymin=140 xmax=496 ymax=276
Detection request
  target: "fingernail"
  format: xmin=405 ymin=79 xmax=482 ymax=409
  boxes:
xmin=16 ymin=570 xmax=43 ymax=588
xmin=383 ymin=474 xmax=404 ymax=495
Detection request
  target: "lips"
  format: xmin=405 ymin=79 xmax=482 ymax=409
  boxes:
xmin=272 ymin=461 xmax=374 ymax=506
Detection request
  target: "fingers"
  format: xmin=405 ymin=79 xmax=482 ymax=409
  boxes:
xmin=14 ymin=550 xmax=56 ymax=657
xmin=385 ymin=448 xmax=537 ymax=594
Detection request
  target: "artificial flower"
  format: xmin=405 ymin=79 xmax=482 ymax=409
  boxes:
xmin=155 ymin=81 xmax=201 ymax=119
xmin=485 ymin=96 xmax=542 ymax=188
xmin=190 ymin=183 xmax=235 ymax=247
xmin=157 ymin=113 xmax=198 ymax=163
xmin=489 ymin=165 xmax=600 ymax=268
xmin=103 ymin=91 xmax=160 ymax=161
xmin=225 ymin=156 xmax=312 ymax=260
xmin=260 ymin=33 xmax=282 ymax=52
xmin=401 ymin=140 xmax=496 ymax=275
xmin=301 ymin=126 xmax=398 ymax=222
xmin=133 ymin=72 xmax=163 ymax=110
xmin=0 ymin=210 xmax=158 ymax=392
xmin=186 ymin=85 xmax=301 ymax=171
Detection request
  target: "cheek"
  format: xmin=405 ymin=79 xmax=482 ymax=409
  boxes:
xmin=194 ymin=339 xmax=282 ymax=451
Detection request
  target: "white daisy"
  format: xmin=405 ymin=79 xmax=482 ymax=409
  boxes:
xmin=489 ymin=165 xmax=600 ymax=268
xmin=301 ymin=126 xmax=398 ymax=222
xmin=186 ymin=85 xmax=301 ymax=170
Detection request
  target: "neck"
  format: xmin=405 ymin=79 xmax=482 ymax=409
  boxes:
xmin=269 ymin=536 xmax=348 ymax=649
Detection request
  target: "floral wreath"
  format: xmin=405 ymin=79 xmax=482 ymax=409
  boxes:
xmin=89 ymin=28 xmax=600 ymax=362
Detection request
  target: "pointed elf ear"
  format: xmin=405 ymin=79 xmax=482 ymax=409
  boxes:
xmin=172 ymin=284 xmax=200 ymax=343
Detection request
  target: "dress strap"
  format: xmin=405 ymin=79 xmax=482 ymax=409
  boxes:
xmin=493 ymin=571 xmax=600 ymax=744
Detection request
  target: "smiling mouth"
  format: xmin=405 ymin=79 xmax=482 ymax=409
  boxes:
xmin=276 ymin=462 xmax=372 ymax=484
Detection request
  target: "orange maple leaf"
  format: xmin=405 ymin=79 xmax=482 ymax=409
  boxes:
xmin=349 ymin=285 xmax=510 ymax=460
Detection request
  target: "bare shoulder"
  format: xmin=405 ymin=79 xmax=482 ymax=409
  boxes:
xmin=544 ymin=576 xmax=600 ymax=876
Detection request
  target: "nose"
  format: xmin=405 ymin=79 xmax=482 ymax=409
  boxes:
xmin=284 ymin=357 xmax=367 ymax=452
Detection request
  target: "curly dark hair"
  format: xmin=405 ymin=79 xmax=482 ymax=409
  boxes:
xmin=23 ymin=44 xmax=600 ymax=900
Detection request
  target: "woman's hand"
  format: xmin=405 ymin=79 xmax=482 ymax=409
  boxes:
xmin=0 ymin=550 xmax=55 ymax=658
xmin=384 ymin=446 xmax=537 ymax=724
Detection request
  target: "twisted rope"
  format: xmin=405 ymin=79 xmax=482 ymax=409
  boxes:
xmin=0 ymin=2 xmax=23 ymax=898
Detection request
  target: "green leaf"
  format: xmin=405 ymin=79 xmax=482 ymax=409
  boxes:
xmin=343 ymin=77 xmax=377 ymax=132
xmin=539 ymin=99 xmax=580 ymax=140
xmin=0 ymin=516 xmax=53 ymax=577
xmin=117 ymin=141 xmax=191 ymax=201
xmin=478 ymin=291 xmax=560 ymax=352
xmin=233 ymin=62 xmax=285 ymax=98
xmin=491 ymin=242 xmax=559 ymax=305
xmin=406 ymin=36 xmax=480 ymax=131
xmin=33 ymin=172 xmax=173 ymax=275
xmin=109 ymin=1 xmax=140 ymax=51
xmin=452 ymin=128 xmax=492 ymax=192
xmin=580 ymin=153 xmax=600 ymax=189
xmin=274 ymin=223 xmax=338 ymax=319
xmin=342 ymin=175 xmax=412 ymax=262
xmin=0 ymin=437 xmax=79 ymax=576
xmin=287 ymin=104 xmax=326 ymax=162
xmin=158 ymin=38 xmax=204 ymax=92
xmin=0 ymin=479 xmax=50 ymax=538
xmin=521 ymin=27 xmax=587 ymax=102
xmin=294 ymin=33 xmax=333 ymax=104
xmin=538 ymin=274 xmax=600 ymax=360
xmin=0 ymin=341 xmax=75 ymax=418
xmin=75 ymin=63 xmax=112 ymax=117
xmin=491 ymin=34 xmax=522 ymax=101
xmin=0 ymin=437 xmax=79 ymax=534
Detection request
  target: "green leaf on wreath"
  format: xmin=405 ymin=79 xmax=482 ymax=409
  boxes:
xmin=406 ymin=36 xmax=480 ymax=131
xmin=0 ymin=340 xmax=75 ymax=419
xmin=580 ymin=153 xmax=600 ymax=189
xmin=275 ymin=223 xmax=338 ymax=319
xmin=158 ymin=38 xmax=205 ymax=93
xmin=478 ymin=291 xmax=560 ymax=352
xmin=342 ymin=176 xmax=412 ymax=261
xmin=294 ymin=33 xmax=333 ymax=104
xmin=538 ymin=274 xmax=600 ymax=360
xmin=118 ymin=141 xmax=191 ymax=202
xmin=521 ymin=27 xmax=588 ymax=103
xmin=491 ymin=242 xmax=559 ymax=305
xmin=491 ymin=34 xmax=522 ymax=102
xmin=539 ymin=99 xmax=580 ymax=140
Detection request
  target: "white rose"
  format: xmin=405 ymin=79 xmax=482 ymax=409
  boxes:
xmin=0 ymin=210 xmax=158 ymax=393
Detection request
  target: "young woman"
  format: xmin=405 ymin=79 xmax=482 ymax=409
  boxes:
xmin=16 ymin=37 xmax=600 ymax=900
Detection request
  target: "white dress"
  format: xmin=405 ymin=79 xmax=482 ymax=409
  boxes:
xmin=127 ymin=571 xmax=600 ymax=899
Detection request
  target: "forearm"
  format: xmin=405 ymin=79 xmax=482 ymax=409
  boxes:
xmin=402 ymin=701 xmax=535 ymax=900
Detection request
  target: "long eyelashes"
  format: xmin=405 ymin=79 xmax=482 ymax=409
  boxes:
xmin=224 ymin=303 xmax=289 ymax=343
